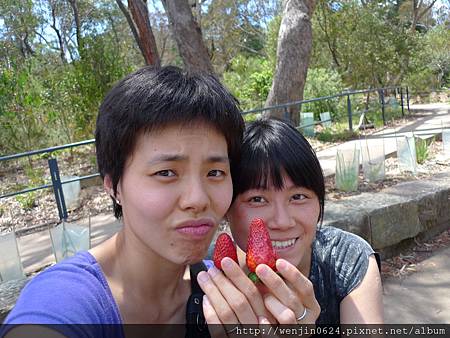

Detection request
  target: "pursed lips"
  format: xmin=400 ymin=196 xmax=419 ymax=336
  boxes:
xmin=175 ymin=219 xmax=214 ymax=237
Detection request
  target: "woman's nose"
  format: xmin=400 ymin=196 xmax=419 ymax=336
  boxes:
xmin=267 ymin=203 xmax=294 ymax=230
xmin=179 ymin=178 xmax=209 ymax=213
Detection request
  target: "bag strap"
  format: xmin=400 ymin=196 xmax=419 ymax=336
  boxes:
xmin=190 ymin=261 xmax=207 ymax=294
xmin=185 ymin=262 xmax=211 ymax=338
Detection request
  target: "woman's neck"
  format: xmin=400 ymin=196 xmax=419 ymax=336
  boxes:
xmin=91 ymin=230 xmax=191 ymax=323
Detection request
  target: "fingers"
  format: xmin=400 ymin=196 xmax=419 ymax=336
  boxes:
xmin=202 ymin=295 xmax=222 ymax=324
xmin=263 ymin=294 xmax=297 ymax=324
xmin=264 ymin=294 xmax=319 ymax=326
xmin=255 ymin=259 xmax=321 ymax=323
xmin=203 ymin=295 xmax=249 ymax=338
xmin=220 ymin=257 xmax=273 ymax=322
xmin=197 ymin=271 xmax=240 ymax=324
xmin=255 ymin=263 xmax=298 ymax=311
xmin=275 ymin=259 xmax=321 ymax=317
xmin=197 ymin=267 xmax=257 ymax=324
xmin=211 ymin=265 xmax=259 ymax=323
xmin=203 ymin=296 xmax=228 ymax=338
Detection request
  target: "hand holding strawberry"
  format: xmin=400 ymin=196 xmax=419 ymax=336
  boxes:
xmin=246 ymin=218 xmax=277 ymax=282
xmin=212 ymin=232 xmax=238 ymax=270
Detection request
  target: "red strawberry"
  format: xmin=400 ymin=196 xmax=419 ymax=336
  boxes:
xmin=246 ymin=218 xmax=277 ymax=283
xmin=213 ymin=233 xmax=238 ymax=270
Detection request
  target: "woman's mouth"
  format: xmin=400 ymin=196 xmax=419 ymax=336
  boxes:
xmin=175 ymin=219 xmax=214 ymax=238
xmin=176 ymin=224 xmax=212 ymax=237
xmin=271 ymin=237 xmax=298 ymax=252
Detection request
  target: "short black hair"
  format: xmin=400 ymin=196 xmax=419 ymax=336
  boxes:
xmin=95 ymin=66 xmax=244 ymax=218
xmin=231 ymin=118 xmax=325 ymax=223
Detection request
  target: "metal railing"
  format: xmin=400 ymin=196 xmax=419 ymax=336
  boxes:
xmin=243 ymin=86 xmax=410 ymax=132
xmin=0 ymin=139 xmax=99 ymax=220
xmin=0 ymin=86 xmax=411 ymax=220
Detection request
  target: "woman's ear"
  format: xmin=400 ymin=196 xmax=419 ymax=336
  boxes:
xmin=103 ymin=174 xmax=114 ymax=196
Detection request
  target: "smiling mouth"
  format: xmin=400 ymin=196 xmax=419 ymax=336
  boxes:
xmin=271 ymin=237 xmax=299 ymax=250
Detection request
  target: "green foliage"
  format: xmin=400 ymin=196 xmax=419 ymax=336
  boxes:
xmin=316 ymin=123 xmax=358 ymax=143
xmin=202 ymin=0 xmax=278 ymax=73
xmin=335 ymin=147 xmax=360 ymax=192
xmin=243 ymin=112 xmax=262 ymax=123
xmin=71 ymin=34 xmax=134 ymax=138
xmin=0 ymin=0 xmax=448 ymax=156
xmin=415 ymin=137 xmax=432 ymax=164
xmin=15 ymin=192 xmax=37 ymax=210
xmin=312 ymin=1 xmax=417 ymax=88
xmin=265 ymin=15 xmax=281 ymax=70
xmin=24 ymin=165 xmax=45 ymax=186
xmin=90 ymin=155 xmax=98 ymax=168
xmin=0 ymin=0 xmax=139 ymax=155
xmin=0 ymin=61 xmax=47 ymax=155
xmin=302 ymin=68 xmax=345 ymax=120
xmin=405 ymin=26 xmax=450 ymax=91
xmin=222 ymin=55 xmax=273 ymax=110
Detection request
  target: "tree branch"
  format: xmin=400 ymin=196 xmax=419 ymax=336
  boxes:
xmin=115 ymin=0 xmax=143 ymax=58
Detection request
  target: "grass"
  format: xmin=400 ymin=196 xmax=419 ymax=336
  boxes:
xmin=316 ymin=122 xmax=359 ymax=143
xmin=15 ymin=192 xmax=37 ymax=210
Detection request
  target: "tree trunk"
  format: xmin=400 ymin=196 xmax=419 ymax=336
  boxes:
xmin=265 ymin=0 xmax=316 ymax=126
xmin=161 ymin=0 xmax=213 ymax=73
xmin=49 ymin=2 xmax=66 ymax=63
xmin=116 ymin=0 xmax=160 ymax=66
xmin=128 ymin=0 xmax=160 ymax=66
xmin=67 ymin=0 xmax=83 ymax=58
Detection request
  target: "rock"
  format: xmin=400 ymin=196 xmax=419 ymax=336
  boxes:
xmin=323 ymin=171 xmax=450 ymax=255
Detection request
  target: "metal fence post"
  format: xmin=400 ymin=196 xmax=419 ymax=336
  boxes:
xmin=48 ymin=158 xmax=68 ymax=221
xmin=406 ymin=86 xmax=410 ymax=113
xmin=347 ymin=95 xmax=353 ymax=131
xmin=379 ymin=89 xmax=386 ymax=126
xmin=400 ymin=87 xmax=405 ymax=117
xmin=283 ymin=106 xmax=292 ymax=125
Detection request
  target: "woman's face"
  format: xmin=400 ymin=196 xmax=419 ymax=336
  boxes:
xmin=113 ymin=123 xmax=232 ymax=265
xmin=227 ymin=173 xmax=320 ymax=271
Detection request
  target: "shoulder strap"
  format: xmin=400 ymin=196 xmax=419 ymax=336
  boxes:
xmin=189 ymin=262 xmax=207 ymax=294
xmin=185 ymin=262 xmax=211 ymax=338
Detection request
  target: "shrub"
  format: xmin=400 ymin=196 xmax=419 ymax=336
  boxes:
xmin=223 ymin=56 xmax=273 ymax=111
xmin=316 ymin=123 xmax=359 ymax=143
xmin=302 ymin=68 xmax=346 ymax=121
xmin=15 ymin=192 xmax=37 ymax=210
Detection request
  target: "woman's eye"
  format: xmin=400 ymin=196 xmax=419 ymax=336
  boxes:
xmin=292 ymin=193 xmax=306 ymax=201
xmin=208 ymin=170 xmax=225 ymax=177
xmin=248 ymin=196 xmax=266 ymax=203
xmin=154 ymin=170 xmax=175 ymax=177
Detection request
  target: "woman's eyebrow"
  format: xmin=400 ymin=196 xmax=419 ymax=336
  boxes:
xmin=146 ymin=154 xmax=229 ymax=165
xmin=206 ymin=156 xmax=229 ymax=163
xmin=147 ymin=154 xmax=186 ymax=165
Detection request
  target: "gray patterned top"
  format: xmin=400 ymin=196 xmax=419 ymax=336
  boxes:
xmin=309 ymin=226 xmax=375 ymax=324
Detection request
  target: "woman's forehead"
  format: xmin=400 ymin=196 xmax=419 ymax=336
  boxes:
xmin=134 ymin=123 xmax=228 ymax=155
xmin=141 ymin=120 xmax=222 ymax=137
